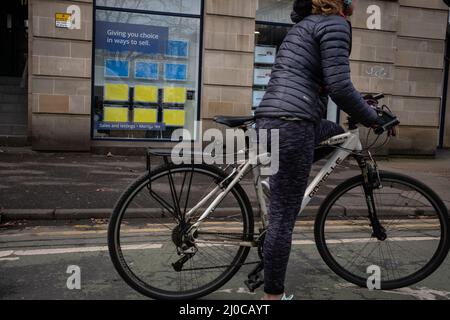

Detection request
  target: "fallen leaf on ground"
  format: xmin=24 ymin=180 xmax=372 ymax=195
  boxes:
xmin=0 ymin=221 xmax=18 ymax=228
xmin=90 ymin=218 xmax=108 ymax=224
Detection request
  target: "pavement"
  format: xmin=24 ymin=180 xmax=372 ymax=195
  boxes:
xmin=1 ymin=146 xmax=449 ymax=220
xmin=1 ymin=146 xmax=450 ymax=300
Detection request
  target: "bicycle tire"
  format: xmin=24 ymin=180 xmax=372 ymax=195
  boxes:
xmin=314 ymin=171 xmax=450 ymax=290
xmin=108 ymin=163 xmax=254 ymax=300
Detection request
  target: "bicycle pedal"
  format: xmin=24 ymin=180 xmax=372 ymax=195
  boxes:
xmin=244 ymin=262 xmax=264 ymax=292
xmin=244 ymin=275 xmax=264 ymax=292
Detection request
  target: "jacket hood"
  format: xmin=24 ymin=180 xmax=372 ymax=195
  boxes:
xmin=291 ymin=10 xmax=304 ymax=23
xmin=291 ymin=0 xmax=312 ymax=23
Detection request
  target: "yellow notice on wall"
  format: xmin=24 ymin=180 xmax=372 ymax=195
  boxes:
xmin=104 ymin=83 xmax=129 ymax=102
xmin=134 ymin=108 xmax=157 ymax=123
xmin=163 ymin=87 xmax=186 ymax=104
xmin=104 ymin=106 xmax=128 ymax=123
xmin=55 ymin=13 xmax=71 ymax=28
xmin=164 ymin=109 xmax=185 ymax=127
xmin=134 ymin=85 xmax=158 ymax=103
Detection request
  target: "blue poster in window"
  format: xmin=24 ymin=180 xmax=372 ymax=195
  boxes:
xmin=166 ymin=40 xmax=189 ymax=58
xmin=164 ymin=63 xmax=187 ymax=81
xmin=105 ymin=59 xmax=129 ymax=78
xmin=96 ymin=21 xmax=169 ymax=55
xmin=135 ymin=61 xmax=159 ymax=80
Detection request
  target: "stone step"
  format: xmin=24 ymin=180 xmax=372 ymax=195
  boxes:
xmin=0 ymin=124 xmax=27 ymax=135
xmin=0 ymin=112 xmax=28 ymax=125
xmin=0 ymin=134 xmax=28 ymax=147
xmin=0 ymin=77 xmax=22 ymax=86
xmin=0 ymin=103 xmax=28 ymax=113
xmin=0 ymin=85 xmax=27 ymax=94
xmin=0 ymin=93 xmax=27 ymax=104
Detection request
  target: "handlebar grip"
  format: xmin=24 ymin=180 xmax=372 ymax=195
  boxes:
xmin=374 ymin=118 xmax=400 ymax=135
xmin=372 ymin=93 xmax=385 ymax=100
xmin=383 ymin=118 xmax=400 ymax=129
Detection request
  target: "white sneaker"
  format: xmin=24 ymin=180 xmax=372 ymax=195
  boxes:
xmin=281 ymin=293 xmax=294 ymax=300
xmin=260 ymin=293 xmax=294 ymax=300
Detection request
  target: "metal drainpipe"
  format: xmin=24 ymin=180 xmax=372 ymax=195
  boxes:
xmin=439 ymin=25 xmax=449 ymax=149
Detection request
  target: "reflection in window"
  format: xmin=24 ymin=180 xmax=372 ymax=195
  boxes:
xmin=93 ymin=5 xmax=202 ymax=141
xmin=255 ymin=24 xmax=291 ymax=51
xmin=256 ymin=0 xmax=293 ymax=24
xmin=253 ymin=0 xmax=293 ymax=111
xmin=253 ymin=1 xmax=337 ymax=122
xmin=96 ymin=0 xmax=202 ymax=15
xmin=253 ymin=24 xmax=291 ymax=110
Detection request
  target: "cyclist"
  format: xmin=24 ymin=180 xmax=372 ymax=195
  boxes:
xmin=255 ymin=0 xmax=382 ymax=300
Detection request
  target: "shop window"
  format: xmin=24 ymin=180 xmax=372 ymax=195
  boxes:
xmin=253 ymin=0 xmax=338 ymax=122
xmin=96 ymin=0 xmax=201 ymax=15
xmin=93 ymin=1 xmax=202 ymax=141
xmin=253 ymin=1 xmax=292 ymax=112
xmin=256 ymin=0 xmax=294 ymax=24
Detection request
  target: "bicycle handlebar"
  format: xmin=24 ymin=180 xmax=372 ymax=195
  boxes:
xmin=347 ymin=93 xmax=400 ymax=134
xmin=372 ymin=93 xmax=385 ymax=101
xmin=373 ymin=111 xmax=400 ymax=135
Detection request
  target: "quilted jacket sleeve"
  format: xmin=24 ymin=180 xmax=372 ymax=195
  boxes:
xmin=315 ymin=16 xmax=378 ymax=127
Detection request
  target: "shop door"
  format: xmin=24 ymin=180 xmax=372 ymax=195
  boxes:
xmin=0 ymin=0 xmax=28 ymax=144
xmin=0 ymin=0 xmax=28 ymax=77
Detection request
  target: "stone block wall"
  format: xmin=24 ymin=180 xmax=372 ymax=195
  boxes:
xmin=27 ymin=0 xmax=449 ymax=154
xmin=349 ymin=0 xmax=448 ymax=155
xmin=29 ymin=0 xmax=92 ymax=151
xmin=201 ymin=0 xmax=256 ymax=135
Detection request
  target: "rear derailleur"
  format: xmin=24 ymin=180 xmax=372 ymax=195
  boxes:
xmin=171 ymin=223 xmax=198 ymax=272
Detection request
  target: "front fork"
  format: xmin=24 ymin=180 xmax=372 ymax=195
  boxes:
xmin=355 ymin=153 xmax=387 ymax=241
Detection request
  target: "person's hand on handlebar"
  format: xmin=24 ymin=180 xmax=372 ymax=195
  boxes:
xmin=363 ymin=94 xmax=380 ymax=108
xmin=363 ymin=94 xmax=399 ymax=136
xmin=371 ymin=108 xmax=399 ymax=137
xmin=347 ymin=93 xmax=399 ymax=135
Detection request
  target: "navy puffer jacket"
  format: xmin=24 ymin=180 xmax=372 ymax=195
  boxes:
xmin=255 ymin=14 xmax=378 ymax=127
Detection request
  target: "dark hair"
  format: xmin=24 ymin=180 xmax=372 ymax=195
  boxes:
xmin=291 ymin=0 xmax=313 ymax=23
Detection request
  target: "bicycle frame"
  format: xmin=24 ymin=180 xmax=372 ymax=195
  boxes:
xmin=188 ymin=128 xmax=364 ymax=247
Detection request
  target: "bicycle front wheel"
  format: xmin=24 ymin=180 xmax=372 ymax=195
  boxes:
xmin=108 ymin=163 xmax=254 ymax=300
xmin=315 ymin=171 xmax=450 ymax=290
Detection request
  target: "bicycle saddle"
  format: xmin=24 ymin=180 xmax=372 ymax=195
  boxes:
xmin=214 ymin=116 xmax=255 ymax=128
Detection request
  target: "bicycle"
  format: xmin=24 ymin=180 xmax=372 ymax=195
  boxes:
xmin=108 ymin=94 xmax=450 ymax=299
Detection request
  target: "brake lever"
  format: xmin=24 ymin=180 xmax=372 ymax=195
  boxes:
xmin=374 ymin=118 xmax=400 ymax=135
xmin=388 ymin=127 xmax=397 ymax=137
xmin=372 ymin=93 xmax=385 ymax=100
xmin=364 ymin=93 xmax=384 ymax=102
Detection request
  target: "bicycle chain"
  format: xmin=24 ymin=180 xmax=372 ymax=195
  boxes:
xmin=178 ymin=232 xmax=262 ymax=271
xmin=198 ymin=231 xmax=259 ymax=240
xmin=179 ymin=261 xmax=261 ymax=272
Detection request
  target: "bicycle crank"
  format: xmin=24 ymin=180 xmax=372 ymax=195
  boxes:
xmin=244 ymin=261 xmax=264 ymax=292
xmin=244 ymin=229 xmax=266 ymax=292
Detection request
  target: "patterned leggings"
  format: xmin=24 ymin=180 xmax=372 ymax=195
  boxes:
xmin=256 ymin=117 xmax=345 ymax=295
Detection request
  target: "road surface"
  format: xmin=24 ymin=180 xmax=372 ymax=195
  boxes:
xmin=1 ymin=219 xmax=450 ymax=300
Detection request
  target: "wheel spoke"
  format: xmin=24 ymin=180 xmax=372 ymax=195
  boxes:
xmin=109 ymin=165 xmax=253 ymax=299
xmin=318 ymin=172 xmax=448 ymax=289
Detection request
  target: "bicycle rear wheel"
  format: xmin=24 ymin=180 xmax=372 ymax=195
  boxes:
xmin=108 ymin=163 xmax=254 ymax=299
xmin=315 ymin=171 xmax=450 ymax=290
